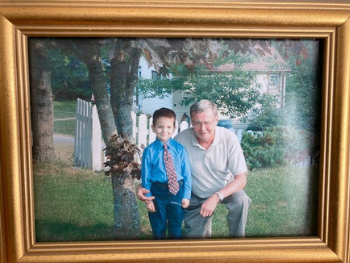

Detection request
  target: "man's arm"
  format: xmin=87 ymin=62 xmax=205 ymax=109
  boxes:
xmin=216 ymin=172 xmax=247 ymax=200
xmin=200 ymin=173 xmax=247 ymax=217
xmin=181 ymin=147 xmax=192 ymax=200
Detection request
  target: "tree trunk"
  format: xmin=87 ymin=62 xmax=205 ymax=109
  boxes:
xmin=110 ymin=39 xmax=142 ymax=142
xmin=29 ymin=40 xmax=55 ymax=162
xmin=108 ymin=40 xmax=143 ymax=239
xmin=85 ymin=58 xmax=118 ymax=144
xmin=111 ymin=174 xmax=141 ymax=240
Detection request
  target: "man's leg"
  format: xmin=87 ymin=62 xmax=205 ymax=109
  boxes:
xmin=184 ymin=194 xmax=212 ymax=239
xmin=223 ymin=189 xmax=251 ymax=238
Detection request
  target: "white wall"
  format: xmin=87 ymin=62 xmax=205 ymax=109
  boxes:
xmin=136 ymin=56 xmax=178 ymax=121
xmin=172 ymin=92 xmax=191 ymax=124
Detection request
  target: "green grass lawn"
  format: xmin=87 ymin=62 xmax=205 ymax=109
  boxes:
xmin=54 ymin=100 xmax=77 ymax=119
xmin=54 ymin=100 xmax=76 ymax=137
xmin=34 ymin=163 xmax=115 ymax=242
xmin=34 ymin=162 xmax=318 ymax=242
xmin=245 ymin=165 xmax=318 ymax=237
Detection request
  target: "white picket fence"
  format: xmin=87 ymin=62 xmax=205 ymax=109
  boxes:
xmin=73 ymin=99 xmax=192 ymax=170
xmin=74 ymin=98 xmax=102 ymax=170
xmin=73 ymin=99 xmax=313 ymax=170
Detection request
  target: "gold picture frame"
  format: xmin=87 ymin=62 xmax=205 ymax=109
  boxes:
xmin=1 ymin=1 xmax=350 ymax=262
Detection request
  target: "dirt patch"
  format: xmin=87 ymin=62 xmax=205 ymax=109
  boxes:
xmin=55 ymin=143 xmax=74 ymax=165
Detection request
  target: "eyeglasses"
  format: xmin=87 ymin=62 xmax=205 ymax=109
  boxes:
xmin=192 ymin=120 xmax=216 ymax=128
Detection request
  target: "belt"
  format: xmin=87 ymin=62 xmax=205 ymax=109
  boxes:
xmin=152 ymin=180 xmax=183 ymax=187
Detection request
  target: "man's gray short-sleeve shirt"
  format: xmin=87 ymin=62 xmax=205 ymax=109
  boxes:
xmin=174 ymin=126 xmax=248 ymax=199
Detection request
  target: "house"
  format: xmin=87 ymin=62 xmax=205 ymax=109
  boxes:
xmin=133 ymin=56 xmax=191 ymax=126
xmin=134 ymin=46 xmax=290 ymax=128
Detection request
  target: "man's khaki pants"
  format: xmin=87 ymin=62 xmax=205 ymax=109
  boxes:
xmin=184 ymin=190 xmax=251 ymax=238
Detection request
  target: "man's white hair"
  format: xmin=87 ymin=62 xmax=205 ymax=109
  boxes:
xmin=190 ymin=100 xmax=218 ymax=118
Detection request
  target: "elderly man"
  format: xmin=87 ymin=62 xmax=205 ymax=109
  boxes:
xmin=138 ymin=100 xmax=251 ymax=238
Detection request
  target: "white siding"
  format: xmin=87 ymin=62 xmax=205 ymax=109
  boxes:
xmin=137 ymin=56 xmax=176 ymax=120
xmin=138 ymin=56 xmax=153 ymax=79
xmin=140 ymin=95 xmax=173 ymax=116
xmin=172 ymin=92 xmax=191 ymax=124
xmin=257 ymin=75 xmax=269 ymax=93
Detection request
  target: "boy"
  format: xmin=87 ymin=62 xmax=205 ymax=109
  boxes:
xmin=141 ymin=108 xmax=192 ymax=239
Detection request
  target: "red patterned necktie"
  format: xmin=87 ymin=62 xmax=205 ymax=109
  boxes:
xmin=163 ymin=144 xmax=179 ymax=195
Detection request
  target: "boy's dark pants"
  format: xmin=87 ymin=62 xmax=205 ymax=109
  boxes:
xmin=148 ymin=181 xmax=184 ymax=239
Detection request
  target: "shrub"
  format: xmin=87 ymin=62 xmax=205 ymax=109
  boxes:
xmin=241 ymin=126 xmax=313 ymax=170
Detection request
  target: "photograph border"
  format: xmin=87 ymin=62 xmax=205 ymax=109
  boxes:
xmin=1 ymin=1 xmax=350 ymax=263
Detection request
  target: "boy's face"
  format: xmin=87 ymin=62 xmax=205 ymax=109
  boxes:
xmin=151 ymin=117 xmax=175 ymax=143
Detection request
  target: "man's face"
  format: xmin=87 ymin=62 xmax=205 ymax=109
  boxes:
xmin=191 ymin=109 xmax=218 ymax=144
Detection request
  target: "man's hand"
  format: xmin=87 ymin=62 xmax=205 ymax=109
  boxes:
xmin=136 ymin=185 xmax=155 ymax=203
xmin=200 ymin=194 xmax=220 ymax=217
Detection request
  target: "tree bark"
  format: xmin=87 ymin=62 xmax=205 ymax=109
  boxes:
xmin=29 ymin=40 xmax=55 ymax=162
xmin=108 ymin=39 xmax=142 ymax=239
xmin=85 ymin=57 xmax=118 ymax=144
xmin=110 ymin=39 xmax=142 ymax=142
xmin=111 ymin=175 xmax=141 ymax=240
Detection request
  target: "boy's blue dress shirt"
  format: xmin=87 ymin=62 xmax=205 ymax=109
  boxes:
xmin=141 ymin=138 xmax=192 ymax=199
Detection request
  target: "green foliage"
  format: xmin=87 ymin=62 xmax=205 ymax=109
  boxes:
xmin=47 ymin=48 xmax=91 ymax=101
xmin=138 ymin=51 xmax=260 ymax=118
xmin=137 ymin=77 xmax=183 ymax=100
xmin=241 ymin=126 xmax=314 ymax=170
xmin=243 ymin=40 xmax=322 ymax=168
xmin=180 ymin=70 xmax=260 ymax=117
xmin=241 ymin=129 xmax=284 ymax=170
xmin=272 ymin=40 xmax=322 ymax=134
xmin=243 ymin=93 xmax=283 ymax=130
xmin=245 ymin=40 xmax=321 ymax=134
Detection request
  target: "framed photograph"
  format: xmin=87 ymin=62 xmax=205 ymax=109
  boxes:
xmin=1 ymin=1 xmax=350 ymax=263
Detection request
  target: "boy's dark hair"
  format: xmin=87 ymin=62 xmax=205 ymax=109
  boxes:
xmin=152 ymin=108 xmax=176 ymax=126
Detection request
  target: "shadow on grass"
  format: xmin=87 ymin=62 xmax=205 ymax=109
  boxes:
xmin=35 ymin=219 xmax=154 ymax=242
xmin=35 ymin=220 xmax=115 ymax=242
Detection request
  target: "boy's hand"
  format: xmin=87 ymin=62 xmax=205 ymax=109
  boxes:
xmin=136 ymin=185 xmax=155 ymax=203
xmin=181 ymin=199 xmax=190 ymax=208
xmin=146 ymin=201 xmax=156 ymax=212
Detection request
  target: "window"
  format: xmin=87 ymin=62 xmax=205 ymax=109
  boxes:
xmin=268 ymin=74 xmax=279 ymax=93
